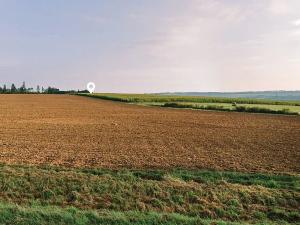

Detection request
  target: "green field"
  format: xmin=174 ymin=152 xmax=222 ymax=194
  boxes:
xmin=78 ymin=93 xmax=300 ymax=115
xmin=0 ymin=164 xmax=299 ymax=225
xmin=78 ymin=93 xmax=300 ymax=105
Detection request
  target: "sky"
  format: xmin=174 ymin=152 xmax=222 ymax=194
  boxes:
xmin=0 ymin=0 xmax=300 ymax=93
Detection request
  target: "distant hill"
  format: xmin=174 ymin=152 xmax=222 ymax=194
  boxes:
xmin=158 ymin=91 xmax=300 ymax=101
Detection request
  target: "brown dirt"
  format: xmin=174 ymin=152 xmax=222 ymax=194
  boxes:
xmin=0 ymin=94 xmax=299 ymax=173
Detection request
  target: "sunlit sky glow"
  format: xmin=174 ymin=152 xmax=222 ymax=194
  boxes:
xmin=0 ymin=0 xmax=300 ymax=92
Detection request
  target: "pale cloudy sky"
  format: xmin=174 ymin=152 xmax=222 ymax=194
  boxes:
xmin=0 ymin=0 xmax=299 ymax=92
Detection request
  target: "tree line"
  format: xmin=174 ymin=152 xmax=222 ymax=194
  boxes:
xmin=0 ymin=82 xmax=59 ymax=94
xmin=0 ymin=82 xmax=88 ymax=94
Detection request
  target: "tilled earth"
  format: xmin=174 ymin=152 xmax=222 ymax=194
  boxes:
xmin=0 ymin=95 xmax=299 ymax=173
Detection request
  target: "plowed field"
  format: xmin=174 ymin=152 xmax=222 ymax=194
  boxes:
xmin=0 ymin=95 xmax=299 ymax=173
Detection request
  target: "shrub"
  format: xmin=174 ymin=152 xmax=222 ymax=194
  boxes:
xmin=235 ymin=106 xmax=298 ymax=115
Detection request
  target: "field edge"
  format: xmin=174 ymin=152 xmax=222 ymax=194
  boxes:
xmin=0 ymin=163 xmax=298 ymax=225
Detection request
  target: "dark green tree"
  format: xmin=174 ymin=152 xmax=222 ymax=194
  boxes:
xmin=11 ymin=83 xmax=17 ymax=93
xmin=45 ymin=86 xmax=60 ymax=94
xmin=37 ymin=85 xmax=40 ymax=93
xmin=19 ymin=81 xmax=26 ymax=93
xmin=27 ymin=87 xmax=34 ymax=92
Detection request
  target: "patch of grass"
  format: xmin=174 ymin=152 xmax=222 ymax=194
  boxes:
xmin=235 ymin=106 xmax=298 ymax=115
xmin=162 ymin=102 xmax=231 ymax=112
xmin=169 ymin=169 xmax=300 ymax=191
xmin=0 ymin=164 xmax=298 ymax=224
xmin=161 ymin=103 xmax=299 ymax=115
xmin=0 ymin=202 xmax=271 ymax=225
xmin=267 ymin=208 xmax=300 ymax=223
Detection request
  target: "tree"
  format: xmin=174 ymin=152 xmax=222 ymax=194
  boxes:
xmin=42 ymin=87 xmax=44 ymax=93
xmin=36 ymin=85 xmax=40 ymax=93
xmin=27 ymin=87 xmax=34 ymax=92
xmin=45 ymin=86 xmax=60 ymax=94
xmin=19 ymin=81 xmax=26 ymax=93
xmin=11 ymin=83 xmax=17 ymax=93
xmin=3 ymin=85 xmax=7 ymax=93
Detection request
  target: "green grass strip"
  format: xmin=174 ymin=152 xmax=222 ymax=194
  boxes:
xmin=161 ymin=103 xmax=299 ymax=115
xmin=0 ymin=202 xmax=281 ymax=225
xmin=0 ymin=164 xmax=299 ymax=224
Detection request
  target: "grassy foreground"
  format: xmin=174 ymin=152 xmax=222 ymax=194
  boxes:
xmin=77 ymin=93 xmax=300 ymax=115
xmin=0 ymin=164 xmax=299 ymax=224
xmin=0 ymin=204 xmax=268 ymax=225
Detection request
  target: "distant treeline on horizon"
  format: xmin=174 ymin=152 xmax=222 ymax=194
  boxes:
xmin=159 ymin=91 xmax=300 ymax=101
xmin=0 ymin=82 xmax=88 ymax=94
xmin=1 ymin=82 xmax=299 ymax=101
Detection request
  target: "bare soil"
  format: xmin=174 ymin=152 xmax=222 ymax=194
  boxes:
xmin=0 ymin=95 xmax=299 ymax=173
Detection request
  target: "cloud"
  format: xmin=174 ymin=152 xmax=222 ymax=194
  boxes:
xmin=289 ymin=29 xmax=300 ymax=36
xmin=291 ymin=19 xmax=300 ymax=26
xmin=268 ymin=0 xmax=290 ymax=15
xmin=136 ymin=0 xmax=250 ymax=58
xmin=289 ymin=58 xmax=300 ymax=63
xmin=108 ymin=0 xmax=300 ymax=91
